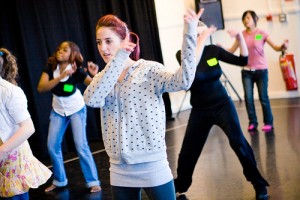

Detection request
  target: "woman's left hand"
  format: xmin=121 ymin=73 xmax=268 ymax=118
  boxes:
xmin=87 ymin=61 xmax=99 ymax=77
xmin=184 ymin=8 xmax=204 ymax=24
xmin=282 ymin=39 xmax=289 ymax=51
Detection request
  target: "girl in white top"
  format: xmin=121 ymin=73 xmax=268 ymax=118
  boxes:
xmin=37 ymin=41 xmax=101 ymax=193
xmin=0 ymin=48 xmax=52 ymax=199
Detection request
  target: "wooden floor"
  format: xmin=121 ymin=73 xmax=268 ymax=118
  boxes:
xmin=29 ymin=98 xmax=300 ymax=200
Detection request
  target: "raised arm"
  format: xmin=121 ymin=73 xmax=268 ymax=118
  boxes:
xmin=37 ymin=67 xmax=74 ymax=93
xmin=195 ymin=25 xmax=217 ymax=63
xmin=177 ymin=8 xmax=202 ymax=89
xmin=227 ymin=29 xmax=248 ymax=56
xmin=82 ymin=61 xmax=100 ymax=85
xmin=83 ymin=49 xmax=131 ymax=108
xmin=227 ymin=38 xmax=239 ymax=54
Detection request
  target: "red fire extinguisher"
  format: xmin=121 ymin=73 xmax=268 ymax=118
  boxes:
xmin=279 ymin=51 xmax=298 ymax=90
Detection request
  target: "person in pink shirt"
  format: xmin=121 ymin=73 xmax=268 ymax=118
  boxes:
xmin=228 ymin=10 xmax=288 ymax=132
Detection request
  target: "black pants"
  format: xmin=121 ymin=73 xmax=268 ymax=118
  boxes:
xmin=175 ymin=100 xmax=269 ymax=193
xmin=163 ymin=92 xmax=172 ymax=118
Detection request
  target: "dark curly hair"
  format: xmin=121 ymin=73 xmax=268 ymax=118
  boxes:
xmin=0 ymin=48 xmax=18 ymax=85
xmin=47 ymin=41 xmax=83 ymax=71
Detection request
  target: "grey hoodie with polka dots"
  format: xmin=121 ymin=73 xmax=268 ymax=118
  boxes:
xmin=84 ymin=21 xmax=197 ymax=165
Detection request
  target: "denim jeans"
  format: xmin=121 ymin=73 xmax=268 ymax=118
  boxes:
xmin=47 ymin=106 xmax=100 ymax=188
xmin=111 ymin=180 xmax=176 ymax=200
xmin=242 ymin=69 xmax=273 ymax=126
xmin=1 ymin=193 xmax=29 ymax=200
xmin=176 ymin=100 xmax=269 ymax=193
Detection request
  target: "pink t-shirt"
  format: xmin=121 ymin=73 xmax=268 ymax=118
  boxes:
xmin=243 ymin=28 xmax=269 ymax=70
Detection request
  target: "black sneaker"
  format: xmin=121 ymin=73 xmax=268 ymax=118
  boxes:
xmin=174 ymin=178 xmax=191 ymax=193
xmin=253 ymin=184 xmax=268 ymax=200
xmin=176 ymin=193 xmax=188 ymax=200
xmin=166 ymin=117 xmax=175 ymax=121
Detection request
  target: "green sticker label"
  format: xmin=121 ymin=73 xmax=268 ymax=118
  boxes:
xmin=63 ymin=84 xmax=74 ymax=92
xmin=255 ymin=34 xmax=262 ymax=40
xmin=207 ymin=58 xmax=218 ymax=67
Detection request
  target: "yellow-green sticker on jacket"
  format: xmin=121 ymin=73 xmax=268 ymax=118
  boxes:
xmin=207 ymin=58 xmax=218 ymax=67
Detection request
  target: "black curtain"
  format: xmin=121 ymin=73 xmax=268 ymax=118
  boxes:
xmin=0 ymin=0 xmax=163 ymax=159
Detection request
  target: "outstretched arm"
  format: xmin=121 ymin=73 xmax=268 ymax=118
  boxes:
xmin=266 ymin=38 xmax=288 ymax=52
xmin=227 ymin=29 xmax=248 ymax=56
xmin=227 ymin=38 xmax=239 ymax=54
xmin=196 ymin=25 xmax=217 ymax=63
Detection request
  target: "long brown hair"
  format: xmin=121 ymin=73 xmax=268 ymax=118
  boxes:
xmin=96 ymin=14 xmax=140 ymax=61
xmin=0 ymin=48 xmax=18 ymax=85
xmin=47 ymin=41 xmax=83 ymax=71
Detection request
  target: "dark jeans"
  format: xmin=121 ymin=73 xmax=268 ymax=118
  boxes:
xmin=111 ymin=180 xmax=176 ymax=200
xmin=0 ymin=192 xmax=29 ymax=200
xmin=242 ymin=69 xmax=273 ymax=126
xmin=175 ymin=100 xmax=269 ymax=193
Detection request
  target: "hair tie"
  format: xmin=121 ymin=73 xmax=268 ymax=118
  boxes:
xmin=0 ymin=51 xmax=3 ymax=57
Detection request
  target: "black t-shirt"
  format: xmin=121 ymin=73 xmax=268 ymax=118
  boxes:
xmin=177 ymin=45 xmax=247 ymax=109
xmin=44 ymin=65 xmax=87 ymax=97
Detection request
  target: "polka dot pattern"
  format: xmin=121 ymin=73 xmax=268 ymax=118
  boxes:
xmin=84 ymin=26 xmax=197 ymax=164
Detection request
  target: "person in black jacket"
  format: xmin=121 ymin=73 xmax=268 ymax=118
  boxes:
xmin=174 ymin=23 xmax=269 ymax=200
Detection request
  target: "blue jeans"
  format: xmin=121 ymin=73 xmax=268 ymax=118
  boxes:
xmin=242 ymin=70 xmax=273 ymax=126
xmin=0 ymin=192 xmax=29 ymax=200
xmin=47 ymin=106 xmax=100 ymax=188
xmin=111 ymin=180 xmax=176 ymax=200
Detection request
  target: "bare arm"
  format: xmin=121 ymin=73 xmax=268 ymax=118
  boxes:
xmin=83 ymin=61 xmax=100 ymax=85
xmin=87 ymin=61 xmax=99 ymax=77
xmin=83 ymin=75 xmax=93 ymax=85
xmin=227 ymin=38 xmax=239 ymax=54
xmin=196 ymin=26 xmax=217 ymax=63
xmin=0 ymin=118 xmax=35 ymax=156
xmin=37 ymin=69 xmax=74 ymax=93
xmin=266 ymin=37 xmax=288 ymax=52
xmin=227 ymin=29 xmax=248 ymax=56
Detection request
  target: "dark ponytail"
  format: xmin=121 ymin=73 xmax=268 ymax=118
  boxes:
xmin=242 ymin=10 xmax=259 ymax=26
xmin=129 ymin=32 xmax=140 ymax=61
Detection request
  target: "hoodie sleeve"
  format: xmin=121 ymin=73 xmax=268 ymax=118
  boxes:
xmin=83 ymin=49 xmax=130 ymax=108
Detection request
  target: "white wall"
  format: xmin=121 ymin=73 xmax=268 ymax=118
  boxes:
xmin=154 ymin=0 xmax=300 ymax=113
